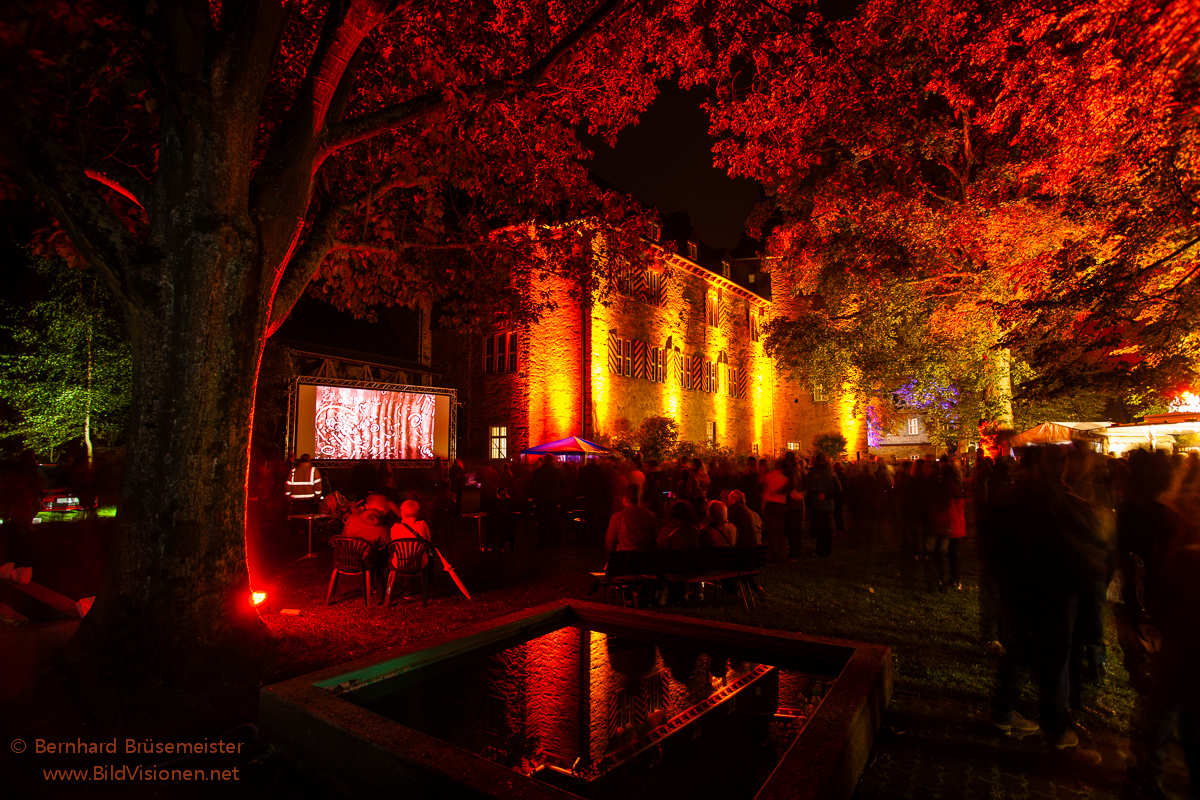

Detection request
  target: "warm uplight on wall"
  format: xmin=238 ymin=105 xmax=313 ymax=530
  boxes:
xmin=252 ymin=591 xmax=267 ymax=606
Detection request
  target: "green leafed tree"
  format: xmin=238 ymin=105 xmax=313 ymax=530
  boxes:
xmin=0 ymin=257 xmax=131 ymax=462
xmin=634 ymin=415 xmax=679 ymax=462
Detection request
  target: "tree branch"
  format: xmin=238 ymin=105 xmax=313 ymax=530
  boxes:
xmin=318 ymin=0 xmax=627 ymax=160
xmin=0 ymin=107 xmax=140 ymax=312
xmin=265 ymin=170 xmax=421 ymax=335
xmin=84 ymin=164 xmax=151 ymax=209
xmin=332 ymin=239 xmax=478 ymax=254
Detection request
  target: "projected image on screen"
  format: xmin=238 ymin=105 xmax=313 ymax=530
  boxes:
xmin=314 ymin=386 xmax=437 ymax=460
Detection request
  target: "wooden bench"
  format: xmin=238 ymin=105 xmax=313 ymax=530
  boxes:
xmin=592 ymin=545 xmax=769 ymax=609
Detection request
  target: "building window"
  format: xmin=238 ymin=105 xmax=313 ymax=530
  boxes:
xmin=907 ymin=417 xmax=920 ymax=436
xmin=813 ymin=384 xmax=828 ymax=403
xmin=609 ymin=334 xmax=636 ymax=378
xmin=752 ymin=443 xmax=759 ymax=456
xmin=748 ymin=272 xmax=756 ymax=285
xmin=786 ymin=442 xmax=800 ymax=451
xmin=489 ymin=426 xmax=507 ymax=459
xmin=704 ymin=360 xmax=712 ymax=393
xmin=648 ymin=346 xmax=666 ymax=383
xmin=687 ymin=240 xmax=698 ymax=260
xmin=647 ymin=671 xmax=666 ymax=712
xmin=728 ymin=365 xmax=737 ymax=397
xmin=721 ymin=260 xmax=731 ymax=279
xmin=483 ymin=694 xmax=506 ymax=734
xmin=483 ymin=332 xmax=518 ymax=374
xmin=749 ymin=309 xmax=759 ymax=342
xmin=707 ymin=421 xmax=717 ymax=445
xmin=613 ymin=261 xmax=636 ymax=296
xmin=706 ymin=289 xmax=719 ymax=327
xmin=611 ymin=688 xmax=635 ymax=733
xmin=647 ymin=221 xmax=661 ymax=242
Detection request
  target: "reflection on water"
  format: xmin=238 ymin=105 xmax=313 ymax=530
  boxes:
xmin=355 ymin=625 xmax=828 ymax=800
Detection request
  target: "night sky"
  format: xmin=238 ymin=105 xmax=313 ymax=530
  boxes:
xmin=584 ymin=81 xmax=762 ymax=250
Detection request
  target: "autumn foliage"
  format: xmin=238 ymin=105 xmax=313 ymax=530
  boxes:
xmin=671 ymin=0 xmax=1200 ymax=424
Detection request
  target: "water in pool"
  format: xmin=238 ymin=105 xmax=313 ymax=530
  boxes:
xmin=352 ymin=624 xmax=830 ymax=799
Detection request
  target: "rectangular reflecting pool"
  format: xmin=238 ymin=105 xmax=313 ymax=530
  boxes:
xmin=262 ymin=600 xmax=891 ymax=800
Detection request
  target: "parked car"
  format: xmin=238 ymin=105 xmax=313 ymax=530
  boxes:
xmin=38 ymin=463 xmax=98 ymax=513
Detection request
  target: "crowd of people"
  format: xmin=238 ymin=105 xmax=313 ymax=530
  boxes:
xmin=269 ymin=442 xmax=1196 ymax=797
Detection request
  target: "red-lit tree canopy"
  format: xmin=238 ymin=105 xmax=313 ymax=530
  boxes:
xmin=0 ymin=0 xmax=672 ymax=695
xmin=673 ymin=0 xmax=1200 ymax=425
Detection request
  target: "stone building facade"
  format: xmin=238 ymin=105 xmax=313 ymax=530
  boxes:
xmin=435 ymin=234 xmax=868 ymax=461
xmin=869 ymin=412 xmax=935 ymax=459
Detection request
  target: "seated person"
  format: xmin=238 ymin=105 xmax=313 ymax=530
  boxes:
xmin=387 ymin=499 xmax=432 ymax=599
xmin=726 ymin=490 xmax=763 ymax=546
xmin=343 ymin=493 xmax=399 ymax=549
xmin=724 ymin=490 xmax=767 ymax=596
xmin=700 ymin=500 xmax=747 ymax=598
xmin=604 ymin=484 xmax=658 ymax=553
xmin=657 ymin=500 xmax=702 ymax=604
xmin=658 ymin=500 xmax=701 ymax=549
xmin=700 ymin=500 xmax=737 ymax=547
xmin=391 ymin=499 xmax=431 ymax=541
xmin=341 ymin=493 xmax=400 ymax=594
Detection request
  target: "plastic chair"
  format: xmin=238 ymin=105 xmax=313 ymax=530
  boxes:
xmin=327 ymin=536 xmax=374 ymax=607
xmin=384 ymin=537 xmax=433 ymax=607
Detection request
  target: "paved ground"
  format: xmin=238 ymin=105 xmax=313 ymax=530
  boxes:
xmin=3 ymin=506 xmax=1194 ymax=799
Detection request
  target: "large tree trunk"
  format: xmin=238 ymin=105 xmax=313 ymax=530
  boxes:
xmin=71 ymin=59 xmax=275 ymax=691
xmin=73 ymin=245 xmax=270 ymax=690
xmin=989 ymin=348 xmax=1015 ymax=431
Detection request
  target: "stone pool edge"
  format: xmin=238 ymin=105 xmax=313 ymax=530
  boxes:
xmin=260 ymin=598 xmax=892 ymax=800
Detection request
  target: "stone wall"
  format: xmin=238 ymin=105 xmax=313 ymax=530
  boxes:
xmin=434 ymin=241 xmax=868 ymax=462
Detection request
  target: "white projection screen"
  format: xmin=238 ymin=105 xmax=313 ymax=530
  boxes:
xmin=293 ymin=382 xmax=452 ymax=461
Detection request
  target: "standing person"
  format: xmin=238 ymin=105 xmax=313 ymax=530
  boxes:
xmin=4 ymin=450 xmax=42 ymax=541
xmin=285 ymin=453 xmax=323 ymax=520
xmin=1126 ymin=455 xmax=1200 ymax=799
xmin=477 ymin=458 xmax=500 ymax=513
xmin=832 ymin=461 xmax=848 ymax=533
xmin=449 ymin=458 xmax=466 ymax=515
xmin=926 ymin=458 xmax=967 ymax=591
xmin=783 ymin=452 xmax=805 ymax=560
xmin=740 ymin=456 xmax=763 ymax=516
xmin=578 ymin=456 xmax=610 ymax=541
xmin=982 ymin=446 xmax=1106 ymax=751
xmin=806 ymin=454 xmax=841 ymax=557
xmin=530 ymin=455 xmax=564 ymax=546
xmin=761 ymin=458 xmax=790 ymax=562
xmin=904 ymin=459 xmax=928 ymax=559
xmin=428 ymin=456 xmax=446 ymax=492
xmin=687 ymin=457 xmax=711 ymax=516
